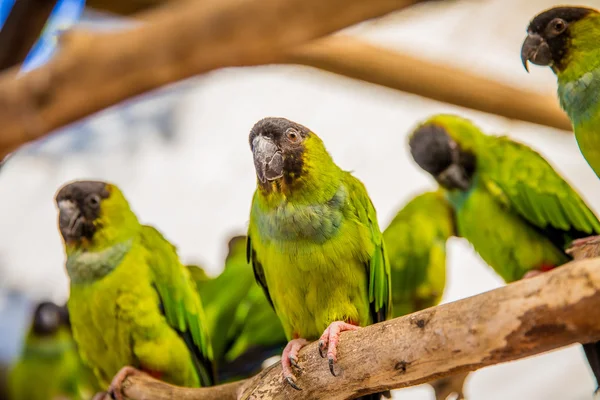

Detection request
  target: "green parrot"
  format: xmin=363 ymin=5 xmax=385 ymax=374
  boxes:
xmin=55 ymin=181 xmax=214 ymax=399
xmin=191 ymin=235 xmax=287 ymax=382
xmin=409 ymin=114 xmax=600 ymax=394
xmin=521 ymin=6 xmax=600 ymax=178
xmin=383 ymin=190 xmax=454 ymax=318
xmin=8 ymin=301 xmax=98 ymax=400
xmin=246 ymin=117 xmax=391 ymax=399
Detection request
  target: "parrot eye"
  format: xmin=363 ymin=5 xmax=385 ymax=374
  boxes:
xmin=549 ymin=18 xmax=567 ymax=35
xmin=286 ymin=128 xmax=300 ymax=143
xmin=86 ymin=194 xmax=101 ymax=209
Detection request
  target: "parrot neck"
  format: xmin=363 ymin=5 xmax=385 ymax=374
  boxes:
xmin=258 ymin=157 xmax=342 ymax=206
xmin=66 ymin=238 xmax=134 ymax=284
xmin=444 ymin=177 xmax=477 ymax=209
xmin=557 ymin=63 xmax=600 ymax=125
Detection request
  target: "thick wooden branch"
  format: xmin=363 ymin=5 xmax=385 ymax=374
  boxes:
xmin=0 ymin=0 xmax=419 ymax=159
xmin=285 ymin=36 xmax=571 ymax=131
xmin=103 ymin=256 xmax=600 ymax=399
xmin=0 ymin=0 xmax=58 ymax=70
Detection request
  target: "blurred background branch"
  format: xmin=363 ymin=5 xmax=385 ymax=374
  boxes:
xmin=0 ymin=0 xmax=58 ymax=70
xmin=0 ymin=0 xmax=571 ymax=161
xmin=103 ymin=256 xmax=600 ymax=400
xmin=0 ymin=0 xmax=421 ymax=159
xmin=285 ymin=36 xmax=571 ymax=131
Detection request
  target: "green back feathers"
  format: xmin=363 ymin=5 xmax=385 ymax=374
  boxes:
xmin=140 ymin=226 xmax=215 ymax=386
xmin=434 ymin=115 xmax=600 ymax=246
xmin=478 ymin=136 xmax=600 ymax=242
xmin=383 ymin=190 xmax=454 ymax=317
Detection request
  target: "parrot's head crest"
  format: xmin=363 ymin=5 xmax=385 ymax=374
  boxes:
xmin=409 ymin=122 xmax=475 ymax=192
xmin=522 ymin=6 xmax=597 ymax=73
xmin=31 ymin=301 xmax=69 ymax=336
xmin=55 ymin=180 xmax=111 ymax=245
xmin=249 ymin=117 xmax=311 ymax=191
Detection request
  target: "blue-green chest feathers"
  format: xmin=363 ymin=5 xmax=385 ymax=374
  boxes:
xmin=558 ymin=68 xmax=600 ymax=125
xmin=253 ymin=184 xmax=347 ymax=244
xmin=66 ymin=239 xmax=133 ymax=284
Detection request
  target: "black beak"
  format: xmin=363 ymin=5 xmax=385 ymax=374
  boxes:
xmin=252 ymin=136 xmax=284 ymax=183
xmin=57 ymin=200 xmax=84 ymax=241
xmin=521 ymin=33 xmax=552 ymax=72
xmin=437 ymin=164 xmax=470 ymax=191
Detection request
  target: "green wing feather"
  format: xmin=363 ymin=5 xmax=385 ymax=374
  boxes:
xmin=140 ymin=226 xmax=215 ymax=386
xmin=246 ymin=228 xmax=274 ymax=310
xmin=190 ymin=237 xmax=256 ymax=362
xmin=345 ymin=173 xmax=392 ymax=322
xmin=480 ymin=136 xmax=600 ymax=244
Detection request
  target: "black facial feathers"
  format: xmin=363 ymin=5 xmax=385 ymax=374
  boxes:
xmin=55 ymin=181 xmax=110 ymax=242
xmin=409 ymin=124 xmax=454 ymax=176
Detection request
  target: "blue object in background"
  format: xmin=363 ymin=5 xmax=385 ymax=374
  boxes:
xmin=0 ymin=0 xmax=15 ymax=28
xmin=0 ymin=290 xmax=32 ymax=364
xmin=0 ymin=0 xmax=86 ymax=73
xmin=22 ymin=0 xmax=87 ymax=72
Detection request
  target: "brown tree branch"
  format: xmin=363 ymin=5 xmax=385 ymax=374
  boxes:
xmin=0 ymin=0 xmax=572 ymax=161
xmin=285 ymin=36 xmax=571 ymax=131
xmin=101 ymin=256 xmax=600 ymax=399
xmin=0 ymin=0 xmax=420 ymax=159
xmin=0 ymin=0 xmax=58 ymax=71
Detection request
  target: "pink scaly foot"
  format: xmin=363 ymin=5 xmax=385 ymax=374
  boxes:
xmin=317 ymin=321 xmax=360 ymax=376
xmin=571 ymin=236 xmax=600 ymax=248
xmin=522 ymin=270 xmax=544 ymax=279
xmin=91 ymin=393 xmax=107 ymax=400
xmin=108 ymin=366 xmax=147 ymax=400
xmin=522 ymin=264 xmax=555 ymax=280
xmin=281 ymin=338 xmax=309 ymax=390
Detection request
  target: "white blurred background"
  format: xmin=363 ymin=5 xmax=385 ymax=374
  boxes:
xmin=1 ymin=0 xmax=599 ymax=398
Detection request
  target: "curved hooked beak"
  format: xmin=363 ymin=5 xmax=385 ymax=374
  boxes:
xmin=521 ymin=33 xmax=552 ymax=72
xmin=252 ymin=136 xmax=284 ymax=183
xmin=57 ymin=200 xmax=84 ymax=241
xmin=437 ymin=164 xmax=470 ymax=191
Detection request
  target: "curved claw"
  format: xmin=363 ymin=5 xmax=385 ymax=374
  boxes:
xmin=328 ymin=357 xmax=336 ymax=376
xmin=319 ymin=321 xmax=360 ymax=378
xmin=285 ymin=376 xmax=302 ymax=391
xmin=318 ymin=340 xmax=326 ymax=358
xmin=289 ymin=355 xmax=302 ymax=371
xmin=281 ymin=338 xmax=309 ymax=391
